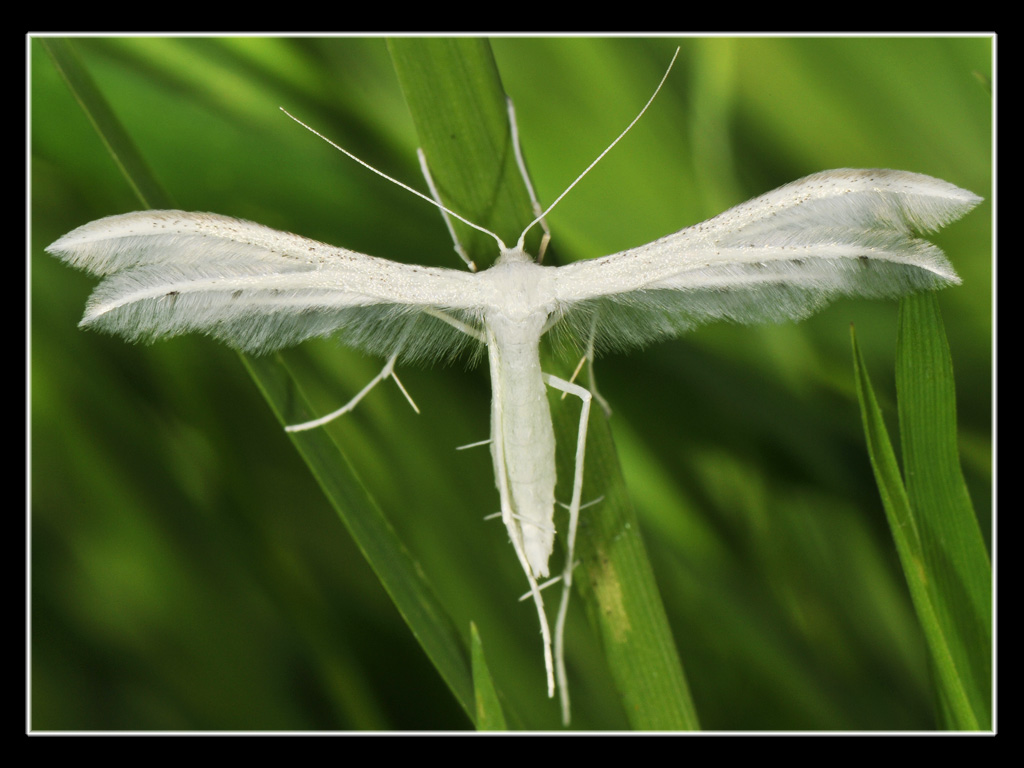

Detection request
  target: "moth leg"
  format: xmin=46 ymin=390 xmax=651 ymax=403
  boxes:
xmin=284 ymin=351 xmax=417 ymax=432
xmin=507 ymin=96 xmax=552 ymax=262
xmin=561 ymin=316 xmax=612 ymax=417
xmin=518 ymin=574 xmax=564 ymax=601
xmin=542 ymin=372 xmax=593 ymax=725
xmin=423 ymin=307 xmax=486 ymax=344
xmin=455 ymin=438 xmax=491 ymax=451
xmin=583 ymin=326 xmax=612 ymax=417
xmin=417 ymin=148 xmax=475 ymax=272
xmin=287 ymin=310 xmax=482 ymax=434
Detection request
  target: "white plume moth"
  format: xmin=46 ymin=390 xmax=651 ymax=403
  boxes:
xmin=45 ymin=45 xmax=982 ymax=727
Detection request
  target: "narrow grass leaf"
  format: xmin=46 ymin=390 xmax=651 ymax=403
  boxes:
xmin=388 ymin=37 xmax=539 ymax=261
xmin=851 ymin=328 xmax=922 ymax=560
xmin=852 ymin=308 xmax=991 ymax=731
xmin=470 ymin=622 xmax=508 ymax=730
xmin=40 ymin=39 xmax=172 ymax=210
xmin=852 ymin=326 xmax=952 ymax=727
xmin=896 ymin=294 xmax=991 ymax=729
xmin=553 ymin=403 xmax=700 ymax=730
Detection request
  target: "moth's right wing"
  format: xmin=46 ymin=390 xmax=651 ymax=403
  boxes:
xmin=548 ymin=170 xmax=981 ymax=354
xmin=47 ymin=211 xmax=484 ymax=363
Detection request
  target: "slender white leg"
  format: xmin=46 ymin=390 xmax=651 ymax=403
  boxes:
xmin=423 ymin=307 xmax=486 ymax=344
xmin=507 ymin=97 xmax=552 ymax=262
xmin=417 ymin=148 xmax=476 ymax=272
xmin=285 ymin=311 xmax=482 ymax=434
xmin=542 ymin=372 xmax=592 ymax=725
xmin=586 ymin=355 xmax=611 ymax=418
xmin=285 ymin=352 xmax=417 ymax=432
xmin=562 ymin=318 xmax=612 ymax=417
xmin=519 ymin=574 xmax=564 ymax=601
xmin=455 ymin=438 xmax=492 ymax=451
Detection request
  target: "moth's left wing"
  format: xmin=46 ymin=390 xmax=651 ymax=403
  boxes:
xmin=549 ymin=170 xmax=981 ymax=354
xmin=47 ymin=211 xmax=484 ymax=363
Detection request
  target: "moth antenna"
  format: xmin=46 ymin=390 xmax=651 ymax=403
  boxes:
xmin=515 ymin=47 xmax=681 ymax=250
xmin=281 ymin=108 xmax=508 ymax=252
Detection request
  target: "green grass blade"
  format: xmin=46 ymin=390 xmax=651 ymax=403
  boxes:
xmin=40 ymin=39 xmax=172 ymax=210
xmin=896 ymin=294 xmax=992 ymax=729
xmin=470 ymin=622 xmax=508 ymax=730
xmin=851 ymin=299 xmax=992 ymax=731
xmin=387 ymin=38 xmax=539 ymax=260
xmin=851 ymin=328 xmax=949 ymax=726
xmin=553 ymin=405 xmax=700 ymax=729
xmin=389 ymin=37 xmax=697 ymax=730
xmin=851 ymin=328 xmax=921 ymax=562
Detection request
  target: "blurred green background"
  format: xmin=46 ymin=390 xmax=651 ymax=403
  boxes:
xmin=31 ymin=36 xmax=991 ymax=730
